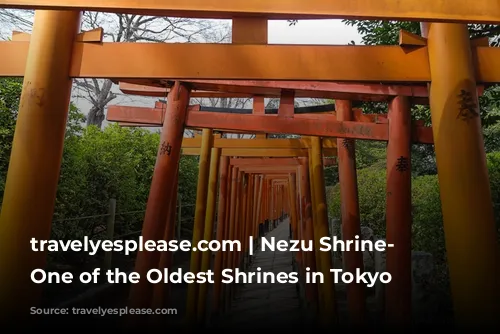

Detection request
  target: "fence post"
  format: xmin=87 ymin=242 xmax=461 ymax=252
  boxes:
xmin=103 ymin=198 xmax=116 ymax=273
xmin=177 ymin=197 xmax=182 ymax=241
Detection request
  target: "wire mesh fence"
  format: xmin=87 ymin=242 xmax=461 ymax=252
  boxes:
xmin=47 ymin=199 xmax=196 ymax=273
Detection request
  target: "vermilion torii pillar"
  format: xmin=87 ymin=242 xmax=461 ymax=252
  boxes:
xmin=0 ymin=10 xmax=81 ymax=322
xmin=197 ymin=147 xmax=221 ymax=323
xmin=423 ymin=22 xmax=499 ymax=327
xmin=336 ymin=100 xmax=367 ymax=326
xmin=186 ymin=128 xmax=214 ymax=324
xmin=385 ymin=96 xmax=412 ymax=326
xmin=309 ymin=136 xmax=338 ymax=326
xmin=150 ymin=169 xmax=179 ymax=327
xmin=299 ymin=160 xmax=317 ymax=306
xmin=127 ymin=81 xmax=192 ymax=314
xmin=212 ymin=156 xmax=230 ymax=314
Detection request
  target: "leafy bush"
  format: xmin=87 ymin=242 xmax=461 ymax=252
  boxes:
xmin=328 ymin=153 xmax=500 ymax=264
xmin=0 ymin=78 xmax=199 ymax=270
xmin=327 ymin=166 xmax=387 ymax=237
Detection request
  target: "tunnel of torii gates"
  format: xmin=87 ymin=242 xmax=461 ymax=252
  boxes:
xmin=0 ymin=0 xmax=499 ymax=330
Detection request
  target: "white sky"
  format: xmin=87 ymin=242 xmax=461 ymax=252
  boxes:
xmin=76 ymin=19 xmax=363 ymax=127
xmin=268 ymin=20 xmax=362 ymax=45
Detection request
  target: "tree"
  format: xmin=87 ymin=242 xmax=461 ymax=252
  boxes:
xmin=0 ymin=9 xmax=225 ymax=128
xmin=0 ymin=78 xmax=86 ymax=198
xmin=341 ymin=20 xmax=500 ymax=175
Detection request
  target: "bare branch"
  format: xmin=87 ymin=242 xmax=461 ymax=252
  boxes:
xmin=0 ymin=10 xmax=231 ymax=128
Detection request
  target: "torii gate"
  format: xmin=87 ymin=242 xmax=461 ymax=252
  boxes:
xmin=106 ymin=85 xmax=436 ymax=328
xmin=108 ymin=97 xmax=342 ymax=324
xmin=126 ymin=119 xmax=340 ymax=318
xmin=0 ymin=1 xmax=498 ymax=329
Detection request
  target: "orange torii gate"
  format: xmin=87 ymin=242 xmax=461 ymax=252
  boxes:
xmin=184 ymin=136 xmax=339 ymax=323
xmin=110 ymin=70 xmax=473 ymax=332
xmin=124 ymin=90 xmax=344 ymax=322
xmin=106 ymin=100 xmax=435 ymax=143
xmin=106 ymin=96 xmax=341 ymax=326
xmin=0 ymin=1 xmax=498 ymax=330
xmin=109 ymin=98 xmax=339 ymax=325
xmin=210 ymin=158 xmax=320 ymax=318
xmin=106 ymin=87 xmax=432 ymax=329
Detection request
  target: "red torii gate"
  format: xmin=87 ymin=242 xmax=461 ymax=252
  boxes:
xmin=106 ymin=78 xmax=436 ymax=327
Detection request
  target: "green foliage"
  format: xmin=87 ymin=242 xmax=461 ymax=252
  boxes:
xmin=355 ymin=141 xmax=386 ymax=169
xmin=486 ymin=152 xmax=500 ymax=234
xmin=410 ymin=174 xmax=445 ymax=262
xmin=323 ymin=18 xmax=500 ymax=315
xmin=343 ymin=20 xmax=499 ymax=46
xmin=178 ymin=155 xmax=200 ymax=213
xmin=327 ymin=166 xmax=387 ymax=237
xmin=0 ymin=79 xmax=87 ymax=197
xmin=0 ymin=78 xmax=22 ymax=193
xmin=54 ymin=124 xmax=159 ymax=236
xmin=343 ymin=20 xmax=500 ymax=177
xmin=328 ymin=153 xmax=500 ymax=264
xmin=51 ymin=124 xmax=199 ymax=265
xmin=344 ymin=19 xmax=500 ymax=126
xmin=484 ymin=122 xmax=500 ymax=152
xmin=323 ymin=165 xmax=338 ymax=187
xmin=343 ymin=20 xmax=420 ymax=45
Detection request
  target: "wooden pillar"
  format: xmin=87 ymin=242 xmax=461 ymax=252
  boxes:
xmin=385 ymin=96 xmax=412 ymax=326
xmin=186 ymin=128 xmax=214 ymax=323
xmin=0 ymin=10 xmax=81 ymax=321
xmin=288 ymin=173 xmax=301 ymax=268
xmin=265 ymin=179 xmax=270 ymax=227
xmin=310 ymin=137 xmax=338 ymax=326
xmin=213 ymin=156 xmax=229 ymax=314
xmin=300 ymin=161 xmax=317 ymax=305
xmin=279 ymin=184 xmax=282 ymax=221
xmin=270 ymin=181 xmax=275 ymax=229
xmin=238 ymin=172 xmax=247 ymax=268
xmin=293 ymin=169 xmax=303 ymax=267
xmin=149 ymin=169 xmax=179 ymax=326
xmin=282 ymin=184 xmax=285 ymax=218
xmin=275 ymin=183 xmax=279 ymax=222
xmin=308 ymin=149 xmax=322 ymax=308
xmin=251 ymin=175 xmax=259 ymax=240
xmin=297 ymin=166 xmax=304 ymax=235
xmin=273 ymin=183 xmax=277 ymax=223
xmin=227 ymin=167 xmax=239 ymax=268
xmin=225 ymin=167 xmax=239 ymax=306
xmin=425 ymin=23 xmax=499 ymax=327
xmin=253 ymin=97 xmax=267 ymax=139
xmin=128 ymin=81 xmax=191 ymax=312
xmin=336 ymin=100 xmax=367 ymax=325
xmin=245 ymin=174 xmax=255 ymax=260
xmin=222 ymin=165 xmax=234 ymax=311
xmin=197 ymin=147 xmax=221 ymax=323
xmin=289 ymin=173 xmax=298 ymax=238
xmin=255 ymin=175 xmax=264 ymax=238
xmin=234 ymin=171 xmax=245 ymax=269
xmin=282 ymin=184 xmax=287 ymax=219
xmin=278 ymin=184 xmax=282 ymax=221
xmin=232 ymin=17 xmax=268 ymax=140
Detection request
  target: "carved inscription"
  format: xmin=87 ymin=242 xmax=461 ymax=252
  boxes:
xmin=457 ymin=89 xmax=479 ymax=122
xmin=160 ymin=141 xmax=172 ymax=156
xmin=338 ymin=123 xmax=372 ymax=138
xmin=341 ymin=138 xmax=355 ymax=158
xmin=396 ymin=156 xmax=409 ymax=172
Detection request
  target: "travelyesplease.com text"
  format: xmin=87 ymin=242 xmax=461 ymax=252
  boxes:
xmin=31 ymin=235 xmax=393 ymax=256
